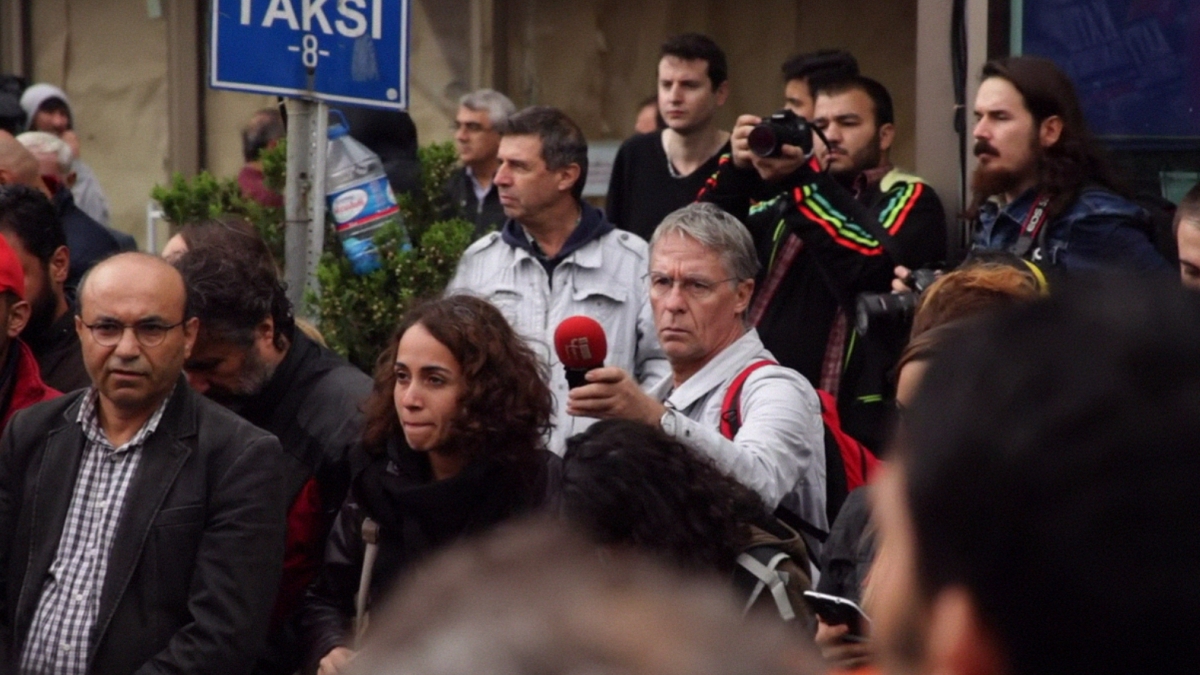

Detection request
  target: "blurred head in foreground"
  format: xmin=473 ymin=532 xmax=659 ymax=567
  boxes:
xmin=873 ymin=276 xmax=1200 ymax=675
xmin=349 ymin=518 xmax=819 ymax=675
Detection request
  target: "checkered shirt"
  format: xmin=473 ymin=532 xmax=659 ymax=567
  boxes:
xmin=19 ymin=389 xmax=172 ymax=675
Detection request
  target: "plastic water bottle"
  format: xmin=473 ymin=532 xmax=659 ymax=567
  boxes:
xmin=325 ymin=110 xmax=407 ymax=275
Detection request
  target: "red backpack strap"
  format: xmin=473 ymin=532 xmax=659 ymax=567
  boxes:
xmin=720 ymin=360 xmax=778 ymax=440
xmin=815 ymin=389 xmax=883 ymax=490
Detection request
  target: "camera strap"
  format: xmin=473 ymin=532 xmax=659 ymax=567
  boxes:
xmin=1010 ymin=193 xmax=1052 ymax=259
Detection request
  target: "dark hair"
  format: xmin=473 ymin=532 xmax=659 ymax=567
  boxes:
xmin=1174 ymin=181 xmax=1200 ymax=231
xmin=899 ymin=276 xmax=1200 ymax=675
xmin=173 ymin=216 xmax=276 ymax=271
xmin=241 ymin=108 xmax=285 ymax=163
xmin=781 ymin=49 xmax=859 ymax=94
xmin=561 ymin=419 xmax=770 ymax=574
xmin=173 ymin=240 xmax=294 ymax=349
xmin=660 ymin=33 xmax=729 ymax=90
xmin=361 ymin=295 xmax=552 ymax=463
xmin=969 ymin=56 xmax=1121 ymax=223
xmin=35 ymin=96 xmax=71 ymax=126
xmin=499 ymin=106 xmax=589 ymax=203
xmin=0 ymin=183 xmax=66 ymax=265
xmin=821 ymin=75 xmax=894 ymax=127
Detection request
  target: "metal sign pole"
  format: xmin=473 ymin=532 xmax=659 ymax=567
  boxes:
xmin=307 ymin=101 xmax=328 ymax=303
xmin=283 ymin=97 xmax=314 ymax=312
xmin=284 ymin=97 xmax=322 ymax=314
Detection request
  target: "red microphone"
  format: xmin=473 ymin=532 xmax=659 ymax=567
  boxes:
xmin=554 ymin=315 xmax=608 ymax=389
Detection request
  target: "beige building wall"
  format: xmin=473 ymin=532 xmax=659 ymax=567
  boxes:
xmin=498 ymin=0 xmax=918 ymax=167
xmin=12 ymin=0 xmax=927 ymax=249
xmin=30 ymin=0 xmax=169 ymax=245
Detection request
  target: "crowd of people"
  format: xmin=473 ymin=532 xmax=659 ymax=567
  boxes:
xmin=0 ymin=29 xmax=1197 ymax=675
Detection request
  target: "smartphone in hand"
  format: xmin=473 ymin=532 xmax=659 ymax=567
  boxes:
xmin=803 ymin=591 xmax=871 ymax=638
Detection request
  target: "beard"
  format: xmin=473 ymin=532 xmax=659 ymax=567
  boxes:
xmin=830 ymin=134 xmax=884 ymax=185
xmin=971 ymin=162 xmax=1025 ymax=199
xmin=204 ymin=346 xmax=277 ymax=411
xmin=24 ymin=285 xmax=58 ymax=341
xmin=971 ymin=135 xmax=1039 ymax=200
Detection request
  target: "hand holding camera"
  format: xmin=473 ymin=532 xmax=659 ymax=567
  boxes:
xmin=731 ymin=110 xmax=827 ymax=183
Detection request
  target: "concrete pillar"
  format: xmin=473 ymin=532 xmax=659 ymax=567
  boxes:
xmin=914 ymin=0 xmax=990 ymax=258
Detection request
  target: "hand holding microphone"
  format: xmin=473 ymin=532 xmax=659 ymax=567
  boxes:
xmin=554 ymin=315 xmax=608 ymax=390
xmin=557 ymin=315 xmax=665 ymax=424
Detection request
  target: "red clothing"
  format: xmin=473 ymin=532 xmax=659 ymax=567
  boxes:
xmin=238 ymin=164 xmax=284 ymax=208
xmin=2 ymin=341 xmax=61 ymax=431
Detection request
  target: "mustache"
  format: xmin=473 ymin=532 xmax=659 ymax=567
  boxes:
xmin=974 ymin=140 xmax=999 ymax=157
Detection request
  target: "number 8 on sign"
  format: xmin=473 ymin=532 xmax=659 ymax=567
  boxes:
xmin=302 ymin=34 xmax=320 ymax=68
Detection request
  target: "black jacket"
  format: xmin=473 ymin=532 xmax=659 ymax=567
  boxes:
xmin=27 ymin=307 xmax=91 ymax=394
xmin=441 ymin=166 xmax=506 ymax=240
xmin=53 ymin=187 xmax=124 ymax=291
xmin=0 ymin=381 xmax=289 ymax=675
xmin=235 ymin=331 xmax=372 ymax=675
xmin=300 ymin=439 xmax=557 ymax=664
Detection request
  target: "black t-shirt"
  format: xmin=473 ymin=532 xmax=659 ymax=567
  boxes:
xmin=605 ymin=131 xmax=728 ymax=241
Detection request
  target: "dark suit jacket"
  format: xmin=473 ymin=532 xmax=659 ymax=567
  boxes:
xmin=0 ymin=381 xmax=289 ymax=675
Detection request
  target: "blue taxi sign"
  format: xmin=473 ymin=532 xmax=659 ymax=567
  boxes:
xmin=210 ymin=0 xmax=409 ymax=110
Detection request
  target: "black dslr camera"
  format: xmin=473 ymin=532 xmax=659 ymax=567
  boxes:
xmin=855 ymin=268 xmax=941 ymax=336
xmin=748 ymin=109 xmax=815 ymax=158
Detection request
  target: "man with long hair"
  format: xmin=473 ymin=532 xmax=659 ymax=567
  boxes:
xmin=966 ymin=56 xmax=1167 ymax=273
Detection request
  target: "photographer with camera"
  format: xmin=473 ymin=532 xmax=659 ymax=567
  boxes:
xmin=700 ymin=73 xmax=946 ymax=452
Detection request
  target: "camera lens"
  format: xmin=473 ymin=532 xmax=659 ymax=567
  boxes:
xmin=748 ymin=124 xmax=781 ymax=158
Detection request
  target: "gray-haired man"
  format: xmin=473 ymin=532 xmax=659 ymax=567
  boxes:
xmin=567 ymin=201 xmax=827 ymax=533
xmin=443 ymin=89 xmax=516 ymax=238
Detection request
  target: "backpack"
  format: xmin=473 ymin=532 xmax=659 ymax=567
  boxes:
xmin=719 ymin=360 xmax=882 ymax=541
xmin=732 ymin=516 xmax=815 ymax=628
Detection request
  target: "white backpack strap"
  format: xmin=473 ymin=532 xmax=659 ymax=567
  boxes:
xmin=737 ymin=551 xmax=796 ymax=621
xmin=355 ymin=517 xmax=381 ymax=646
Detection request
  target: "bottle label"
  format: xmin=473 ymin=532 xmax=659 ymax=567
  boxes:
xmin=328 ymin=175 xmax=398 ymax=231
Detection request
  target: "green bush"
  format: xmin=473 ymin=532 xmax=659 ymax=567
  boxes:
xmin=309 ymin=142 xmax=473 ymax=371
xmin=150 ymin=141 xmax=287 ymax=262
xmin=153 ymin=140 xmax=472 ymax=373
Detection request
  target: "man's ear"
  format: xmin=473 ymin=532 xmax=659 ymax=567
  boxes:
xmin=925 ymin=586 xmax=1008 ymax=675
xmin=555 ymin=163 xmax=582 ymax=194
xmin=7 ymin=299 xmax=30 ymax=337
xmin=64 ymin=171 xmax=77 ymax=189
xmin=256 ymin=316 xmax=276 ymax=348
xmin=714 ymin=80 xmax=730 ymax=107
xmin=1039 ymin=115 xmax=1063 ymax=148
xmin=49 ymin=245 xmax=69 ymax=285
xmin=182 ymin=316 xmax=200 ymax=358
xmin=733 ymin=278 xmax=754 ymax=316
xmin=878 ymin=122 xmax=896 ymax=153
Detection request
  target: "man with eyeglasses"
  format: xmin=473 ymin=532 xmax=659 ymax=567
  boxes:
xmin=441 ymin=89 xmax=515 ymax=239
xmin=568 ymin=202 xmax=827 ymax=534
xmin=0 ymin=251 xmax=287 ymax=675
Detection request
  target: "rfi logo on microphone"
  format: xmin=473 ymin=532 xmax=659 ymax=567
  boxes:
xmin=567 ymin=337 xmax=593 ymax=362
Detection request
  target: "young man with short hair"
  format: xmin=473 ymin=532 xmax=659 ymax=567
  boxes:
xmin=605 ymin=33 xmax=731 ymax=241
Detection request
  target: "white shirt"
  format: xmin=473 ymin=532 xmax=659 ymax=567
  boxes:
xmin=650 ymin=329 xmax=828 ymax=532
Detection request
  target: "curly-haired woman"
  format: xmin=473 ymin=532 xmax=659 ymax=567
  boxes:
xmin=300 ymin=295 xmax=558 ymax=675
